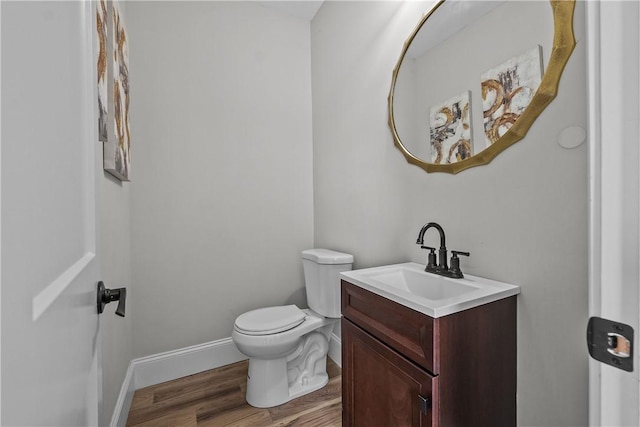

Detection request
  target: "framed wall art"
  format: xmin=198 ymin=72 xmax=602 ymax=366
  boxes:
xmin=97 ymin=0 xmax=131 ymax=181
xmin=481 ymin=46 xmax=543 ymax=147
xmin=429 ymin=91 xmax=473 ymax=164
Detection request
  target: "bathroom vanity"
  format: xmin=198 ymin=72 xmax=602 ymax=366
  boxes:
xmin=340 ymin=263 xmax=519 ymax=427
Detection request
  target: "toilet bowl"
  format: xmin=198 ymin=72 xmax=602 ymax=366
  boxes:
xmin=232 ymin=307 xmax=336 ymax=408
xmin=231 ymin=249 xmax=353 ymax=408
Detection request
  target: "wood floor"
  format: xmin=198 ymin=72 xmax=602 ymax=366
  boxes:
xmin=126 ymin=358 xmax=342 ymax=427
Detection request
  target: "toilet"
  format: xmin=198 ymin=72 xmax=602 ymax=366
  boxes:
xmin=232 ymin=248 xmax=353 ymax=408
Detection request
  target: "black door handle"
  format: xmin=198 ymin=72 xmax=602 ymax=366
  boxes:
xmin=97 ymin=281 xmax=127 ymax=317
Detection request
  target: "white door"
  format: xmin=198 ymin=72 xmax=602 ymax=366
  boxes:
xmin=587 ymin=1 xmax=640 ymax=426
xmin=1 ymin=1 xmax=103 ymax=425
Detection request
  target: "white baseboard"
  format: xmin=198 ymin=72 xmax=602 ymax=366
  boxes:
xmin=110 ymin=334 xmax=342 ymax=426
xmin=328 ymin=332 xmax=342 ymax=367
xmin=110 ymin=337 xmax=247 ymax=426
xmin=132 ymin=337 xmax=246 ymax=389
xmin=111 ymin=363 xmax=136 ymax=427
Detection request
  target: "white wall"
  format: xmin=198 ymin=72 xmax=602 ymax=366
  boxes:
xmin=125 ymin=1 xmax=314 ymax=358
xmin=312 ymin=2 xmax=588 ymax=426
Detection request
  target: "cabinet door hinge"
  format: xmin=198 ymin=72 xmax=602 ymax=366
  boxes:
xmin=418 ymin=394 xmax=430 ymax=414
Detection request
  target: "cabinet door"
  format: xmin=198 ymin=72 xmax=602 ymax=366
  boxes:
xmin=343 ymin=319 xmax=438 ymax=427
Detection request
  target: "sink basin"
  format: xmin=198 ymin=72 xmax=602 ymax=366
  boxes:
xmin=365 ymin=267 xmax=479 ymax=300
xmin=340 ymin=262 xmax=520 ymax=318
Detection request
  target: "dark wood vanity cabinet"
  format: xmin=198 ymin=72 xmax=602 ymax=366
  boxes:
xmin=341 ymin=280 xmax=516 ymax=427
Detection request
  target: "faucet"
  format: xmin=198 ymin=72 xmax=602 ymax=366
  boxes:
xmin=416 ymin=222 xmax=469 ymax=278
xmin=416 ymin=222 xmax=448 ymax=271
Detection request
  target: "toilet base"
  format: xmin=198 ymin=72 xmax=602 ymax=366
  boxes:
xmin=245 ymin=327 xmax=333 ymax=408
xmin=246 ymin=357 xmax=290 ymax=408
xmin=245 ymin=357 xmax=329 ymax=408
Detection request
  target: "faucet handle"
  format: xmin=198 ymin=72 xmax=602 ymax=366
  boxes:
xmin=451 ymin=250 xmax=470 ymax=257
xmin=449 ymin=251 xmax=470 ymax=278
xmin=420 ymin=246 xmax=437 ymax=270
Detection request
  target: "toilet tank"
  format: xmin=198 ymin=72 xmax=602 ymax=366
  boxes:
xmin=302 ymin=249 xmax=353 ymax=318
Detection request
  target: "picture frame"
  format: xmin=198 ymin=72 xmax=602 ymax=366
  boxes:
xmin=481 ymin=46 xmax=543 ymax=147
xmin=98 ymin=0 xmax=131 ymax=181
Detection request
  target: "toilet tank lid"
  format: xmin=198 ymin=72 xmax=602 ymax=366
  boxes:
xmin=302 ymin=249 xmax=354 ymax=264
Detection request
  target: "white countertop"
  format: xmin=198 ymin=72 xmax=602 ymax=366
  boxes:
xmin=340 ymin=262 xmax=520 ymax=318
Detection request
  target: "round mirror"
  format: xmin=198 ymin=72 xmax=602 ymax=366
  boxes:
xmin=389 ymin=0 xmax=576 ymax=174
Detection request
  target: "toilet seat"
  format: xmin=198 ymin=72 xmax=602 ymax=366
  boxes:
xmin=234 ymin=305 xmax=306 ymax=336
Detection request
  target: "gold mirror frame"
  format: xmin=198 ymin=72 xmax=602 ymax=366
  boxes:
xmin=388 ymin=0 xmax=576 ymax=174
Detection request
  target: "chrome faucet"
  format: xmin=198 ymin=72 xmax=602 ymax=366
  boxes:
xmin=416 ymin=222 xmax=469 ymax=278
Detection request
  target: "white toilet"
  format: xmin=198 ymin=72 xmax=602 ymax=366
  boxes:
xmin=232 ymin=248 xmax=353 ymax=408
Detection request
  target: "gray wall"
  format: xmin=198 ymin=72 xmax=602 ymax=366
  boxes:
xmin=125 ymin=1 xmax=314 ymax=358
xmin=311 ymin=2 xmax=588 ymax=426
xmin=99 ymin=4 xmax=133 ymax=424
